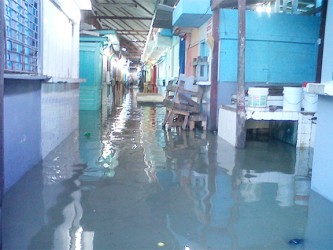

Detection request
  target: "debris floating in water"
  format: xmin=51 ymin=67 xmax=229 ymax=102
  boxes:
xmin=84 ymin=132 xmax=91 ymax=138
xmin=157 ymin=242 xmax=165 ymax=247
xmin=288 ymin=238 xmax=304 ymax=245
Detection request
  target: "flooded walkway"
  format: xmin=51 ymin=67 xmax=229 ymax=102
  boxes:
xmin=3 ymin=90 xmax=333 ymax=249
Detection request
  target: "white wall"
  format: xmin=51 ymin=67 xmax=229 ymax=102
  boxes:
xmin=41 ymin=83 xmax=80 ymax=158
xmin=41 ymin=0 xmax=80 ymax=78
xmin=41 ymin=0 xmax=81 ymax=158
xmin=311 ymin=97 xmax=333 ymax=202
xmin=311 ymin=1 xmax=333 ymax=202
xmin=171 ymin=37 xmax=180 ymax=78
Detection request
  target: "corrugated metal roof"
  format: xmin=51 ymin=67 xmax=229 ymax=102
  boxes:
xmin=86 ymin=0 xmax=158 ymax=64
xmin=81 ymin=0 xmax=321 ymax=66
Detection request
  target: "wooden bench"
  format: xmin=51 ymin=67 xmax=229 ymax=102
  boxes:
xmin=189 ymin=114 xmax=207 ymax=130
xmin=162 ymin=81 xmax=204 ymax=130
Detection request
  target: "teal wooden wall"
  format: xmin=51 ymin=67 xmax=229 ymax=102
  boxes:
xmin=219 ymin=9 xmax=320 ymax=84
xmin=79 ymin=42 xmax=103 ymax=110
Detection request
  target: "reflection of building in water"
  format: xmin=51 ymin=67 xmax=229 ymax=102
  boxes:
xmin=241 ymin=170 xmax=295 ymax=207
xmin=25 ymin=132 xmax=96 ymax=249
xmin=235 ymin=143 xmax=313 ymax=207
xmin=79 ymin=110 xmax=117 ymax=183
xmin=140 ymin=105 xmax=168 ymax=183
xmin=79 ymin=90 xmax=132 ymax=183
xmin=212 ymin=138 xmax=312 ymax=248
xmin=156 ymin=129 xmax=211 ymax=248
xmin=141 ymin=121 xmax=211 ymax=248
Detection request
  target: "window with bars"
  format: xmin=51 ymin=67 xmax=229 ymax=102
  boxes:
xmin=4 ymin=0 xmax=39 ymax=73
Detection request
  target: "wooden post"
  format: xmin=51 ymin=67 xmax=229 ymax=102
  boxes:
xmin=236 ymin=0 xmax=246 ymax=149
xmin=0 ymin=0 xmax=5 ymax=203
xmin=316 ymin=0 xmax=328 ymax=83
xmin=209 ymin=8 xmax=219 ymax=131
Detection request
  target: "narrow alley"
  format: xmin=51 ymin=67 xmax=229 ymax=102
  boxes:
xmin=2 ymin=89 xmax=333 ymax=250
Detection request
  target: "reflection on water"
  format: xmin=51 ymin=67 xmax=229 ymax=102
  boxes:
xmin=2 ymin=89 xmax=333 ymax=249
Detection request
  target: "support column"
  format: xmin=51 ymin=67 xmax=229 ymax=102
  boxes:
xmin=273 ymin=0 xmax=280 ymax=13
xmin=320 ymin=0 xmax=332 ymax=82
xmin=283 ymin=0 xmax=288 ymax=13
xmin=316 ymin=0 xmax=327 ymax=82
xmin=209 ymin=8 xmax=219 ymax=131
xmin=292 ymin=0 xmax=298 ymax=14
xmin=236 ymin=0 xmax=246 ymax=149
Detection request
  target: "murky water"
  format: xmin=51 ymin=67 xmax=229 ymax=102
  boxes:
xmin=2 ymin=89 xmax=333 ymax=250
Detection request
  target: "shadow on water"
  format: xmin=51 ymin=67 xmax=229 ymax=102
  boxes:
xmin=2 ymin=89 xmax=333 ymax=249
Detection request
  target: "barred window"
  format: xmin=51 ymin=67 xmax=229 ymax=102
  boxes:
xmin=4 ymin=0 xmax=39 ymax=73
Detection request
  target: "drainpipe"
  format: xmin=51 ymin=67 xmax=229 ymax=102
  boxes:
xmin=0 ymin=0 xmax=5 ymax=203
xmin=236 ymin=0 xmax=246 ymax=149
xmin=209 ymin=8 xmax=219 ymax=131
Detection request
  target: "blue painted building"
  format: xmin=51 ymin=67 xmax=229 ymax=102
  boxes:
xmin=217 ymin=9 xmax=320 ymax=105
xmin=79 ymin=37 xmax=105 ymax=111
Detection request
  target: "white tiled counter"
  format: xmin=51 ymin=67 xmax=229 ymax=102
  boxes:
xmin=218 ymin=105 xmax=316 ymax=148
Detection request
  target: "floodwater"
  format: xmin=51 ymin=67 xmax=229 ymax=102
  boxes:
xmin=2 ymin=89 xmax=333 ymax=250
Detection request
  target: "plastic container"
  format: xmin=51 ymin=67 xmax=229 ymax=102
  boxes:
xmin=248 ymin=87 xmax=269 ymax=109
xmin=302 ymin=89 xmax=318 ymax=112
xmin=283 ymin=87 xmax=303 ymax=111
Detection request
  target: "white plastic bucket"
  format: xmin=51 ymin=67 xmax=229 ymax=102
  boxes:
xmin=248 ymin=87 xmax=269 ymax=109
xmin=302 ymin=89 xmax=318 ymax=112
xmin=283 ymin=87 xmax=302 ymax=111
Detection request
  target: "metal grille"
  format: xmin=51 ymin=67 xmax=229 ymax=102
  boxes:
xmin=4 ymin=0 xmax=39 ymax=73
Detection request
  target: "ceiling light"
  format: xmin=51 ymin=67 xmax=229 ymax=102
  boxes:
xmin=121 ymin=47 xmax=127 ymax=52
xmin=255 ymin=3 xmax=271 ymax=13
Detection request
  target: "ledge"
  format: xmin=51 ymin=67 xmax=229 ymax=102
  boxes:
xmin=197 ymin=81 xmax=211 ymax=86
xmin=306 ymin=82 xmax=333 ymax=96
xmin=46 ymin=77 xmax=86 ymax=84
xmin=5 ymin=73 xmax=50 ymax=81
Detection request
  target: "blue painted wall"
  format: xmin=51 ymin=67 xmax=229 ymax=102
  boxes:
xmin=4 ymin=79 xmax=42 ymax=191
xmin=173 ymin=0 xmax=212 ymax=27
xmin=219 ymin=9 xmax=320 ymax=84
xmin=79 ymin=42 xmax=103 ymax=110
